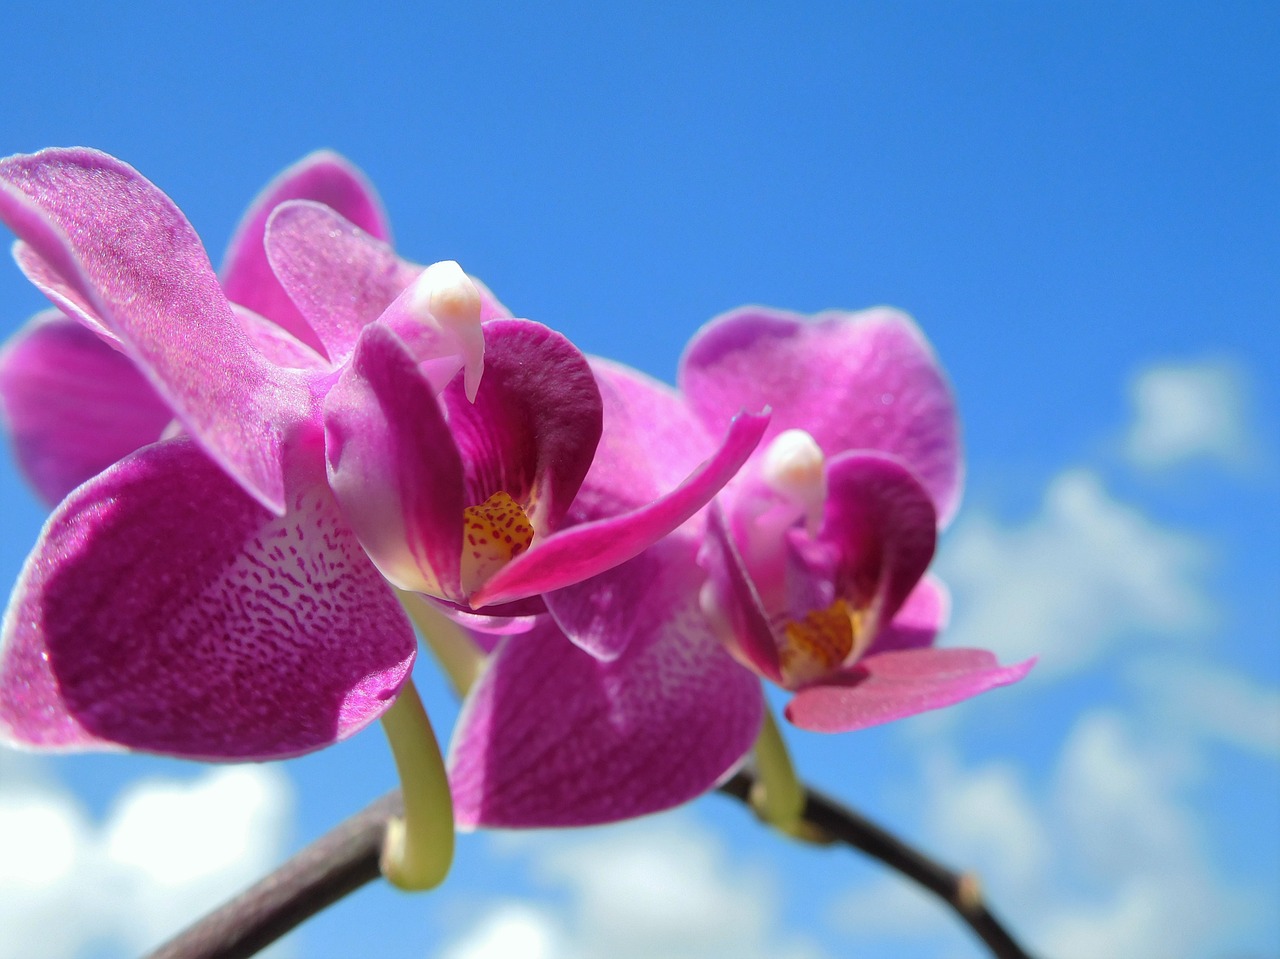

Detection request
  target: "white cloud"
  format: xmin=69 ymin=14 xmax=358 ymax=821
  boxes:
xmin=923 ymin=757 xmax=1051 ymax=890
xmin=1127 ymin=658 xmax=1280 ymax=759
xmin=938 ymin=469 xmax=1212 ymax=676
xmin=435 ymin=815 xmax=828 ymax=959
xmin=1039 ymin=711 xmax=1236 ymax=957
xmin=834 ymin=709 xmax=1250 ymax=959
xmin=1124 ymin=359 xmax=1252 ymax=469
xmin=438 ymin=903 xmax=562 ymax=959
xmin=0 ymin=749 xmax=293 ymax=959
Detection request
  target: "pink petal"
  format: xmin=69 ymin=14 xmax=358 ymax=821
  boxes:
xmin=449 ymin=539 xmax=764 ymax=827
xmin=471 ymin=409 xmax=768 ymax=609
xmin=0 ymin=311 xmax=171 ymax=503
xmin=323 ymin=323 xmax=465 ymax=599
xmin=0 ymin=148 xmax=308 ymax=514
xmin=265 ymin=200 xmax=419 ymax=363
xmin=785 ymin=648 xmax=1034 ymax=733
xmin=222 ymin=151 xmax=391 ymax=353
xmin=581 ymin=358 xmax=721 ymax=512
xmin=700 ymin=503 xmax=784 ymax=683
xmin=234 ymin=305 xmax=331 ymax=371
xmin=0 ymin=437 xmax=416 ymax=759
xmin=866 ymin=575 xmax=950 ymax=655
xmin=440 ymin=319 xmax=601 ymax=536
xmin=814 ymin=452 xmax=937 ymax=630
xmin=534 ymin=359 xmax=765 ymax=660
xmin=680 ymin=307 xmax=964 ymax=526
xmin=13 ymin=240 xmax=114 ymax=342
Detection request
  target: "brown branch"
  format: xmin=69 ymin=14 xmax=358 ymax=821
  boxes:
xmin=716 ymin=770 xmax=1035 ymax=959
xmin=144 ymin=776 xmax=1035 ymax=959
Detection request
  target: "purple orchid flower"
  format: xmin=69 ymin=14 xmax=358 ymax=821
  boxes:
xmin=447 ymin=308 xmax=1031 ymax=828
xmin=0 ymin=148 xmax=764 ymax=762
xmin=684 ymin=307 xmax=1032 ymax=732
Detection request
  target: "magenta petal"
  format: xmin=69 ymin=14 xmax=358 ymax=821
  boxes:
xmin=233 ymin=305 xmax=331 ymax=371
xmin=324 ymin=323 xmax=465 ymax=599
xmin=0 ymin=438 xmax=416 ymax=759
xmin=564 ymin=357 xmax=731 ymax=527
xmin=541 ymin=557 xmax=653 ymax=661
xmin=222 ymin=151 xmax=391 ymax=352
xmin=0 ymin=148 xmax=308 ymax=513
xmin=471 ymin=409 xmax=768 ymax=609
xmin=785 ymin=648 xmax=1034 ymax=733
xmin=13 ymin=240 xmax=115 ymax=342
xmin=701 ymin=503 xmax=784 ymax=683
xmin=441 ymin=319 xmax=602 ymax=534
xmin=535 ymin=360 xmax=760 ymax=660
xmin=449 ymin=541 xmax=764 ymax=827
xmin=680 ymin=307 xmax=963 ymax=525
xmin=0 ymin=311 xmax=171 ymax=503
xmin=866 ymin=575 xmax=949 ymax=655
xmin=817 ymin=452 xmax=937 ymax=628
xmin=265 ymin=200 xmax=418 ymax=363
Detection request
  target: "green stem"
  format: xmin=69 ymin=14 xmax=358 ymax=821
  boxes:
xmin=749 ymin=705 xmax=805 ymax=831
xmin=397 ymin=590 xmax=486 ymax=697
xmin=377 ymin=679 xmax=454 ymax=890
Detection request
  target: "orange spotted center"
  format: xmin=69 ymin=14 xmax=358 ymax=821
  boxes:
xmin=460 ymin=491 xmax=535 ymax=597
xmin=778 ymin=599 xmax=864 ymax=687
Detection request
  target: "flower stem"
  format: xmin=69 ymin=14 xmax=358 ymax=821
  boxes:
xmin=378 ymin=679 xmax=454 ymax=890
xmin=397 ymin=590 xmax=485 ymax=697
xmin=749 ymin=705 xmax=805 ymax=831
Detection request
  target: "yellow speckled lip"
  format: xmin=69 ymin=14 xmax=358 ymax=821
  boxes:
xmin=779 ymin=598 xmax=863 ymax=687
xmin=459 ymin=491 xmax=535 ymax=597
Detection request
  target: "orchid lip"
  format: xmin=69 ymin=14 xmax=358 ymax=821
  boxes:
xmin=777 ymin=597 xmax=874 ymax=688
xmin=459 ymin=491 xmax=536 ymax=598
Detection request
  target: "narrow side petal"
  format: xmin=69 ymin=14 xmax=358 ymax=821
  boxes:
xmin=324 ymin=323 xmax=465 ymax=600
xmin=471 ymin=410 xmax=768 ymax=609
xmin=0 ymin=438 xmax=416 ymax=759
xmin=265 ymin=200 xmax=419 ymax=363
xmin=222 ymin=151 xmax=392 ymax=351
xmin=450 ymin=541 xmax=764 ymax=827
xmin=0 ymin=148 xmax=308 ymax=513
xmin=441 ymin=320 xmax=602 ymax=534
xmin=866 ymin=575 xmax=950 ymax=655
xmin=700 ymin=503 xmax=784 ymax=683
xmin=534 ymin=359 xmax=752 ymax=660
xmin=0 ymin=311 xmax=171 ymax=503
xmin=680 ymin=306 xmax=963 ymax=525
xmin=579 ymin=358 xmax=721 ymax=516
xmin=785 ymin=648 xmax=1034 ymax=733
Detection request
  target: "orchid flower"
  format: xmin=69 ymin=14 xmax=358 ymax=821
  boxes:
xmin=684 ymin=307 xmax=1033 ymax=733
xmin=0 ymin=148 xmax=763 ymax=768
xmin=447 ymin=309 xmax=1031 ymax=829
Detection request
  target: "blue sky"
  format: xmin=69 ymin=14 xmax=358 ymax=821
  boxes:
xmin=0 ymin=3 xmax=1276 ymax=957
